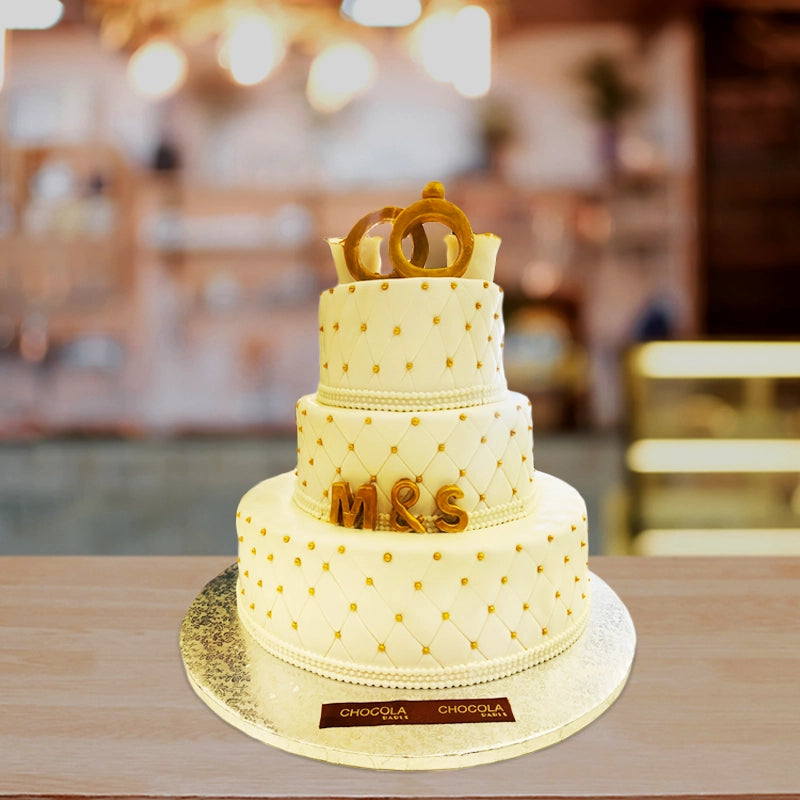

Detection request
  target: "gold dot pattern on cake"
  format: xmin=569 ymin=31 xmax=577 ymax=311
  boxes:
xmin=414 ymin=581 xmax=422 ymax=590
xmin=442 ymin=611 xmax=449 ymax=620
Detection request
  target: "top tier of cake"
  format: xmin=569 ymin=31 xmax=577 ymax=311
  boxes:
xmin=317 ymin=277 xmax=507 ymax=412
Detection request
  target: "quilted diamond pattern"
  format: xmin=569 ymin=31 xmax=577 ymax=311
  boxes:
xmin=294 ymin=392 xmax=536 ymax=530
xmin=318 ymin=278 xmax=506 ymax=410
xmin=236 ymin=471 xmax=590 ymax=679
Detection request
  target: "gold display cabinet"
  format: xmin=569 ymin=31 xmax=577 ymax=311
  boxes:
xmin=624 ymin=341 xmax=800 ymax=555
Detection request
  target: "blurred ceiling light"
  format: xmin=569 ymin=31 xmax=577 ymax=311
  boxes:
xmin=306 ymin=42 xmax=376 ymax=113
xmin=0 ymin=30 xmax=5 ymax=92
xmin=632 ymin=342 xmax=800 ymax=379
xmin=218 ymin=11 xmax=285 ymax=86
xmin=410 ymin=5 xmax=491 ymax=97
xmin=409 ymin=11 xmax=455 ymax=83
xmin=127 ymin=38 xmax=188 ymax=100
xmin=340 ymin=0 xmax=421 ymax=28
xmin=0 ymin=0 xmax=63 ymax=30
xmin=452 ymin=5 xmax=491 ymax=98
xmin=626 ymin=439 xmax=800 ymax=474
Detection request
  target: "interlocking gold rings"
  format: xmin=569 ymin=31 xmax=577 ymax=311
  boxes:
xmin=342 ymin=206 xmax=429 ymax=282
xmin=342 ymin=183 xmax=474 ymax=281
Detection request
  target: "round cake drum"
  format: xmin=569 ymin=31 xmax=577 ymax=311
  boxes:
xmin=180 ymin=564 xmax=635 ymax=770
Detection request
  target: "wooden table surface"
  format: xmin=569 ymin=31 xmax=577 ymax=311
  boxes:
xmin=1 ymin=555 xmax=798 ymax=799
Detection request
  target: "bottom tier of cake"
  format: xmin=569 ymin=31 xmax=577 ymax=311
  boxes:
xmin=235 ymin=471 xmax=590 ymax=689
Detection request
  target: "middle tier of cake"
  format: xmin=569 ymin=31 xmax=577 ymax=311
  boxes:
xmin=293 ymin=391 xmax=536 ymax=532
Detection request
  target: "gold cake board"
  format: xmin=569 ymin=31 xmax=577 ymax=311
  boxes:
xmin=180 ymin=564 xmax=635 ymax=771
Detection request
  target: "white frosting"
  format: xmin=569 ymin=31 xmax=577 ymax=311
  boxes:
xmin=318 ymin=277 xmax=506 ymax=411
xmin=293 ymin=391 xmax=535 ymax=530
xmin=237 ymin=470 xmax=590 ymax=689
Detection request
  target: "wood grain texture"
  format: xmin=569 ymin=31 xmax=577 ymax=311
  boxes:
xmin=1 ymin=555 xmax=799 ymax=799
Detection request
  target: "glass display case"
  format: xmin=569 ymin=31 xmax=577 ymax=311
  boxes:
xmin=624 ymin=341 xmax=800 ymax=554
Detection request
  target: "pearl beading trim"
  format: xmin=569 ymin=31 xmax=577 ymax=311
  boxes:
xmin=315 ymin=382 xmax=508 ymax=412
xmin=291 ymin=491 xmax=534 ymax=532
xmin=236 ymin=583 xmax=590 ymax=689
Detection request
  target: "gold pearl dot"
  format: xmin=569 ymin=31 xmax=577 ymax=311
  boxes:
xmin=266 ymin=610 xmax=272 ymax=618
xmin=391 ymin=445 xmax=398 ymax=453
xmin=366 ymin=577 xmax=373 ymax=585
xmin=372 ymin=364 xmax=380 ymax=373
xmin=470 ymin=641 xmax=478 ymax=650
xmin=257 ymin=579 xmax=262 ymax=587
xmin=501 ymin=576 xmax=508 ymax=584
xmin=421 ymin=282 xmax=429 ymax=289
xmin=322 ymin=562 xmax=329 ymax=570
xmin=267 ymin=553 xmax=273 ymax=561
xmin=249 ymin=603 xmax=255 ymax=610
xmin=348 ymin=285 xmax=355 ymax=293
xmin=243 ymin=570 xmax=249 ymax=577
xmin=260 ymin=528 xmax=267 ymax=536
xmin=276 ymin=585 xmax=283 ymax=593
xmin=537 ymin=565 xmax=543 ymax=573
xmin=393 ymin=326 xmax=401 ymax=335
xmin=523 ymin=602 xmax=530 ymax=610
xmin=475 ymin=302 xmax=482 ymax=309
xmin=422 ymin=646 xmax=430 ymax=655
xmin=542 ymin=627 xmax=549 ymax=636
xmin=383 ymin=552 xmax=392 ymax=562
xmin=477 ymin=552 xmax=485 ymax=561
xmin=488 ymin=605 xmax=495 ymax=613
xmin=360 ymin=323 xmax=367 ymax=332
xmin=294 ymin=557 xmax=301 ymax=566
xmin=461 ymin=577 xmax=469 ymax=585
xmin=283 ymin=535 xmax=290 ymax=543
xmin=350 ymin=603 xmax=357 ymax=611
xmin=476 ymin=361 xmax=483 ymax=369
xmin=333 ymin=322 xmax=339 ymax=331
xmin=446 ymin=357 xmax=453 ymax=368
xmin=309 ymin=587 xmax=315 ymax=595
xmin=483 ymin=281 xmax=489 ymax=289
xmin=381 ymin=281 xmax=389 ymax=290
xmin=438 ymin=443 xmax=445 ymax=452
xmin=395 ymin=613 xmax=403 ymax=622
xmin=411 ymin=417 xmax=420 ymax=426
xmin=414 ymin=581 xmax=422 ymax=590
xmin=547 ymin=534 xmax=554 ymax=542
xmin=378 ymin=643 xmax=386 ymax=652
xmin=450 ymin=281 xmax=457 ymax=289
xmin=326 ymin=414 xmax=333 ymax=422
xmin=335 ymin=630 xmax=341 ymax=638
xmin=342 ymin=363 xmax=348 ymax=372
xmin=516 ymin=544 xmax=523 ymax=552
xmin=433 ymin=316 xmax=441 ymax=325
xmin=338 ymin=545 xmax=346 ymax=554
xmin=459 ymin=413 xmax=466 ymax=421
xmin=555 ymin=590 xmax=561 ymax=598
xmin=511 ymin=631 xmax=517 ymax=639
xmin=251 ymin=547 xmax=256 ymax=555
xmin=348 ymin=443 xmax=354 ymax=450
xmin=442 ymin=611 xmax=449 ymax=620
xmin=564 ymin=555 xmax=570 ymax=563
xmin=433 ymin=552 xmax=441 ymax=560
xmin=406 ymin=362 xmax=413 ymax=370
xmin=459 ymin=468 xmax=466 ymax=476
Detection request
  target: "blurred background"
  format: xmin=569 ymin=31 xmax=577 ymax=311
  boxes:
xmin=1 ymin=0 xmax=799 ymax=557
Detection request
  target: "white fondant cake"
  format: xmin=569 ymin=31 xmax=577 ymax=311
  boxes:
xmin=236 ymin=184 xmax=590 ymax=689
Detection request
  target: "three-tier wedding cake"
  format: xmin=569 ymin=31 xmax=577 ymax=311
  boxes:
xmin=234 ymin=183 xmax=590 ymax=690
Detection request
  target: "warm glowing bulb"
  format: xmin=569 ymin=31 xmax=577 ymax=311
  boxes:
xmin=219 ymin=12 xmax=285 ymax=86
xmin=409 ymin=11 xmax=455 ymax=83
xmin=306 ymin=42 xmax=376 ymax=113
xmin=452 ymin=5 xmax=491 ymax=98
xmin=127 ymin=39 xmax=188 ymax=100
xmin=341 ymin=0 xmax=421 ymax=27
xmin=0 ymin=0 xmax=63 ymax=30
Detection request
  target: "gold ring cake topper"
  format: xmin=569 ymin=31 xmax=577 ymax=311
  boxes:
xmin=343 ymin=181 xmax=474 ymax=281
